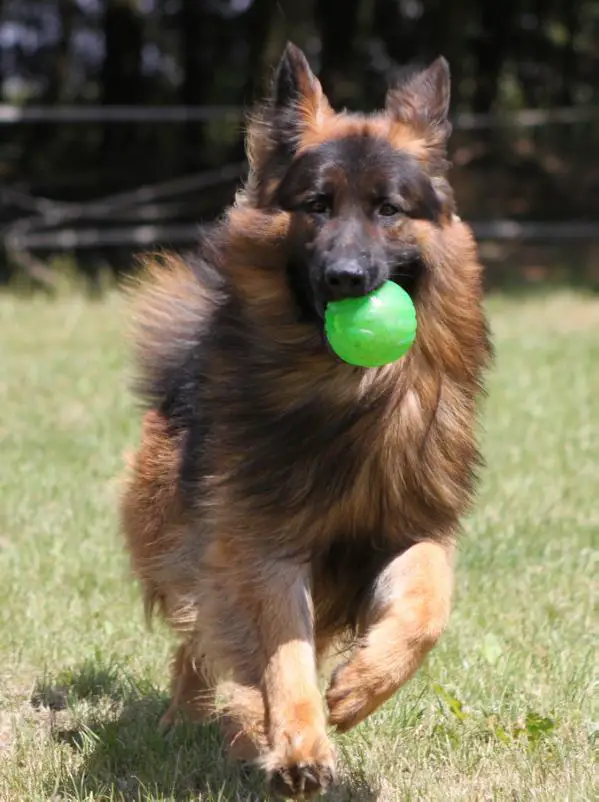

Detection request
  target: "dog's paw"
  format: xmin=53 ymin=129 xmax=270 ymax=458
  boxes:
xmin=263 ymin=728 xmax=336 ymax=798
xmin=326 ymin=655 xmax=390 ymax=733
xmin=269 ymin=760 xmax=335 ymax=799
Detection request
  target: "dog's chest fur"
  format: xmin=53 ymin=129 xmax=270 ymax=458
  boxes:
xmin=175 ymin=341 xmax=476 ymax=555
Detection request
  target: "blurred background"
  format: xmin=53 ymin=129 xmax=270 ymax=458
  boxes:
xmin=0 ymin=0 xmax=598 ymax=292
xmin=0 ymin=8 xmax=597 ymax=799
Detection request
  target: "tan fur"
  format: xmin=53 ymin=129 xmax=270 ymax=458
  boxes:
xmin=121 ymin=215 xmax=488 ymax=795
xmin=297 ymin=112 xmax=428 ymax=162
xmin=327 ymin=540 xmax=454 ymax=731
xmin=120 ymin=46 xmax=491 ymax=798
xmin=120 ymin=409 xmax=186 ymax=623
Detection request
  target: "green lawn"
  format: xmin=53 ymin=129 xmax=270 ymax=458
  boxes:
xmin=0 ymin=288 xmax=596 ymax=801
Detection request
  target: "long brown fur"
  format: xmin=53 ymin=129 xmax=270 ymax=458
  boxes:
xmin=120 ymin=43 xmax=492 ymax=798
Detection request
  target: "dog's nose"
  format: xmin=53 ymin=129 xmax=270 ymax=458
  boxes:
xmin=324 ymin=261 xmax=368 ymax=300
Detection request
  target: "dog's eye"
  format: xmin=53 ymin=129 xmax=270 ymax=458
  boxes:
xmin=377 ymin=202 xmax=401 ymax=218
xmin=305 ymin=197 xmax=331 ymax=215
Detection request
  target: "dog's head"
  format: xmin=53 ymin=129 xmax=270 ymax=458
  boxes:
xmin=240 ymin=43 xmax=455 ymax=324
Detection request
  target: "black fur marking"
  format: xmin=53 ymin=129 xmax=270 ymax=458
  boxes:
xmin=133 ymin=230 xmax=227 ymax=504
xmin=390 ymin=254 xmax=425 ymax=298
xmin=158 ymin=342 xmax=213 ymax=503
xmin=277 ymin=135 xmax=439 ymax=318
xmin=276 ymin=135 xmax=443 ymax=222
xmin=220 ymin=395 xmax=371 ymax=513
xmin=272 ymin=43 xmax=313 ymax=109
xmin=148 ymin=283 xmax=384 ymax=523
xmin=313 ymin=537 xmax=401 ymax=634
xmin=285 ymin=254 xmax=322 ymax=324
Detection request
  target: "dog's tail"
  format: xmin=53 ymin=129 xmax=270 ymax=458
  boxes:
xmin=123 ymin=249 xmax=224 ymax=412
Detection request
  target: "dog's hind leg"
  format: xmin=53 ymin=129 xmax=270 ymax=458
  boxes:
xmin=326 ymin=539 xmax=454 ymax=732
xmin=160 ymin=641 xmax=213 ymax=729
xmin=160 ymin=642 xmax=267 ymax=765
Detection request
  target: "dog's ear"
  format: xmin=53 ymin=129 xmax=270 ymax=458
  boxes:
xmin=244 ymin=43 xmax=332 ymax=206
xmin=272 ymin=43 xmax=319 ymax=111
xmin=386 ymin=57 xmax=451 ymax=146
xmin=269 ymin=42 xmax=331 ymax=153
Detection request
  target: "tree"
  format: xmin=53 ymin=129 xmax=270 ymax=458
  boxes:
xmin=100 ymin=0 xmax=144 ymax=179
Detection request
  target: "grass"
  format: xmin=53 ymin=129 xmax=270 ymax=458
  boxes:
xmin=0 ymin=287 xmax=596 ymax=801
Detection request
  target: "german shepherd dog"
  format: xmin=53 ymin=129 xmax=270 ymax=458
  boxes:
xmin=121 ymin=43 xmax=491 ymax=797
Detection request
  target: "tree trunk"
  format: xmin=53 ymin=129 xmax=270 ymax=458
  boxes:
xmin=48 ymin=0 xmax=77 ymax=103
xmin=316 ymin=0 xmax=363 ymax=107
xmin=371 ymin=0 xmax=473 ymax=112
xmin=560 ymin=0 xmax=580 ymax=105
xmin=178 ymin=0 xmax=219 ymax=171
xmin=100 ymin=0 xmax=144 ymax=179
xmin=241 ymin=0 xmax=276 ymax=106
xmin=472 ymin=0 xmax=517 ymax=114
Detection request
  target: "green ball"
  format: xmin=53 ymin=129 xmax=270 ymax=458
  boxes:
xmin=324 ymin=281 xmax=417 ymax=368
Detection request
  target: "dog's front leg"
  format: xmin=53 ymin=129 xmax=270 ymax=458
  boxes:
xmin=327 ymin=539 xmax=454 ymax=732
xmin=257 ymin=560 xmax=336 ymax=797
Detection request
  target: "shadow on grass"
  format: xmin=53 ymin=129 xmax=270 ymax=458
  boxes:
xmin=37 ymin=660 xmax=378 ymax=801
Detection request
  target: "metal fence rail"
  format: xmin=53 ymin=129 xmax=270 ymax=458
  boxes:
xmin=1 ymin=104 xmax=597 ymax=285
xmin=0 ymin=104 xmax=597 ymax=128
xmin=6 ymin=220 xmax=599 ymax=251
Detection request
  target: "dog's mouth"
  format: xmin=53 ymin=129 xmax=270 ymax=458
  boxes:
xmin=390 ymin=257 xmax=424 ymax=300
xmin=317 ymin=261 xmax=424 ymax=320
xmin=286 ymin=254 xmax=424 ymax=329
